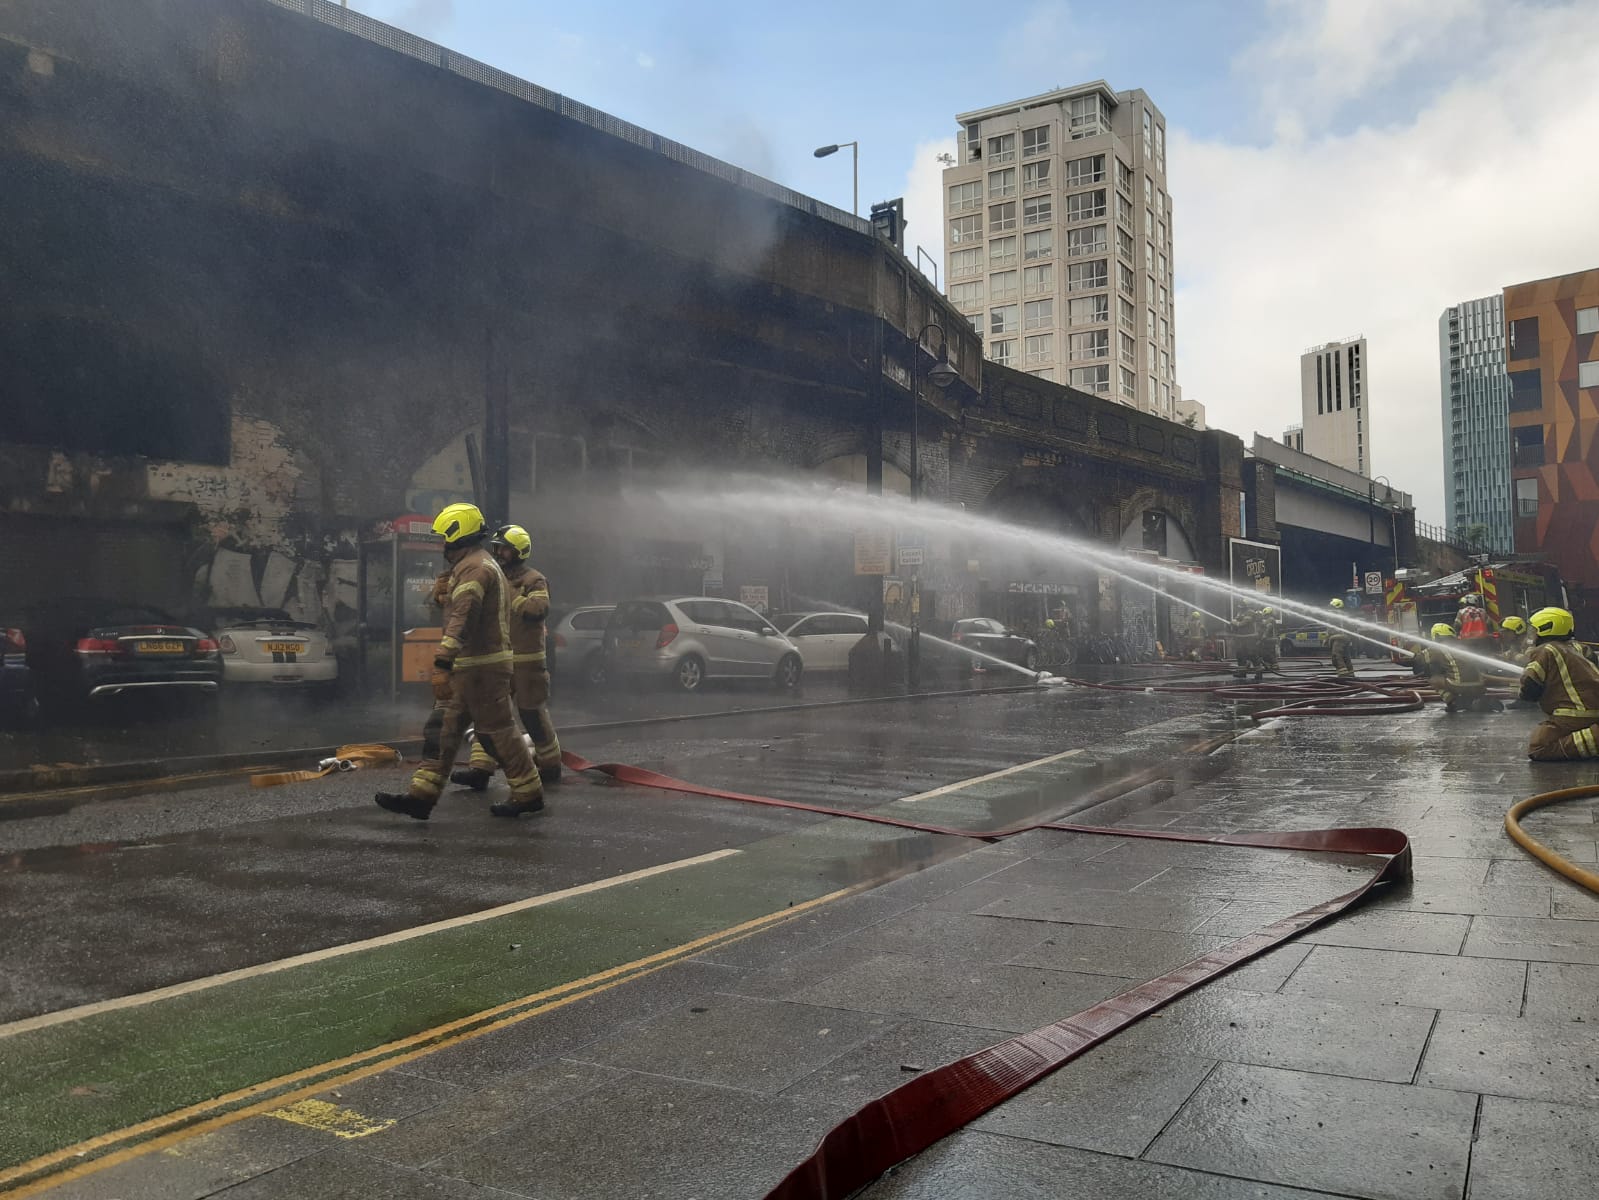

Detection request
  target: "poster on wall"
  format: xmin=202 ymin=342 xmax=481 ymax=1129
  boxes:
xmin=1227 ymin=537 xmax=1281 ymax=621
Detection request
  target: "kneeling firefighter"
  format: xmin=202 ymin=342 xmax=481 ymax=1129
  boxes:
xmin=1520 ymin=607 xmax=1599 ymax=760
xmin=1413 ymin=623 xmax=1490 ymax=713
xmin=1499 ymin=615 xmax=1532 ymax=666
xmin=1326 ymin=598 xmax=1355 ymax=678
xmin=454 ymin=523 xmax=563 ymax=790
xmin=375 ymin=503 xmax=545 ymax=821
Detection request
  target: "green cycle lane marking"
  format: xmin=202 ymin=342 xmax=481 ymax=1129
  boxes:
xmin=0 ymin=710 xmax=1227 ymax=1183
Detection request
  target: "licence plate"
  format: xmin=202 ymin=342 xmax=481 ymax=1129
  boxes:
xmin=264 ymin=642 xmax=306 ymax=655
xmin=134 ymin=641 xmax=185 ymax=655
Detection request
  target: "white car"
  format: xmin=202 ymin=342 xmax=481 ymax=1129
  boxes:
xmin=776 ymin=611 xmax=870 ymax=672
xmin=210 ymin=608 xmax=337 ymax=688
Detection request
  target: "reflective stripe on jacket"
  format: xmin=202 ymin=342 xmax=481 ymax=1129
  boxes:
xmin=437 ymin=546 xmax=513 ymax=671
xmin=1522 ymin=640 xmax=1599 ymax=718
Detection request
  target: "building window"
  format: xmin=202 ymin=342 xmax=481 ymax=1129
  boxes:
xmin=988 ymin=168 xmax=1016 ymax=198
xmin=1159 ymin=316 xmax=1169 ymax=345
xmin=1022 ymin=124 xmax=1051 ymax=157
xmin=1066 ymin=224 xmax=1106 ymax=257
xmin=1068 ymin=330 xmax=1107 ymax=360
xmin=1154 ymin=123 xmax=1165 ymax=168
xmin=1117 ymin=192 xmax=1133 ymax=226
xmin=1119 ymin=366 xmax=1136 ymax=399
xmin=1023 ymin=196 xmax=1053 ymax=227
xmin=1508 ymin=368 xmax=1541 ymax=411
xmin=1160 ymin=381 xmax=1170 ymax=408
xmin=991 ymin=269 xmax=1018 ymax=301
xmin=949 ymin=247 xmax=982 ymax=278
xmin=1147 ymin=340 xmax=1156 ymax=369
xmin=1069 ymin=294 xmax=1108 ymax=324
xmin=1119 ymin=331 xmax=1136 ymax=363
xmin=1316 ymin=356 xmax=1324 ymax=414
xmin=1116 ymin=158 xmax=1133 ymax=193
xmin=1070 ymin=364 xmax=1110 ymax=394
xmin=948 ymin=181 xmax=982 ymax=212
xmin=1022 ymin=159 xmax=1051 ymax=191
xmin=1142 ymin=108 xmax=1153 ymax=156
xmin=1030 ymin=367 xmax=1055 ymax=382
xmin=1145 ymin=240 xmax=1156 ymax=268
xmin=1066 ymin=154 xmax=1106 ymax=186
xmin=965 ymin=121 xmax=982 ymax=161
xmin=1578 ymin=306 xmax=1599 ymax=335
xmin=1023 ymin=229 xmax=1055 ymax=260
xmin=987 ymin=133 xmax=1015 ymax=163
xmin=949 ymin=281 xmax=984 ymax=309
xmin=1159 ymin=284 xmax=1168 ymax=311
xmin=1119 ymin=296 xmax=1135 ymax=330
xmin=1158 ymin=252 xmax=1168 ymax=282
xmin=1068 ymin=94 xmax=1108 ymax=138
xmin=1515 ymin=476 xmax=1538 ymax=518
xmin=989 ymin=201 xmax=1017 ymax=232
xmin=1156 ymin=189 xmax=1166 ymax=219
xmin=1144 ymin=175 xmax=1153 ymax=203
xmin=989 ymin=236 xmax=1017 ymax=268
xmin=990 ymin=338 xmax=1015 ymax=366
xmin=1159 ymin=348 xmax=1170 ymax=376
xmin=1117 ymin=261 xmax=1135 ymax=295
xmin=1581 ymin=360 xmax=1599 ymax=389
xmin=1513 ymin=425 xmax=1546 ymax=468
xmin=1066 ymin=189 xmax=1107 ymax=221
xmin=1147 ymin=306 xmax=1157 ymax=335
xmin=950 ymin=215 xmax=982 ymax=244
xmin=1334 ymin=351 xmax=1342 ymax=408
xmin=1069 ymin=259 xmax=1108 ymax=292
xmin=1509 ymin=316 xmax=1539 ymax=360
xmin=990 ymin=304 xmax=1019 ymax=335
xmin=1024 ymin=263 xmax=1054 ymax=296
xmin=1117 ymin=228 xmax=1135 ymax=261
xmin=1024 ymin=298 xmax=1054 ymax=330
xmin=1024 ymin=333 xmax=1054 ymax=365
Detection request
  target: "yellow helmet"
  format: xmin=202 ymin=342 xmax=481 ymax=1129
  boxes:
xmin=491 ymin=523 xmax=532 ymax=561
xmin=1329 ymin=598 xmax=1344 ymax=609
xmin=432 ymin=502 xmax=486 ymax=546
xmin=1500 ymin=616 xmax=1527 ymax=635
xmin=1045 ymin=619 xmax=1055 ymax=628
xmin=1531 ymin=607 xmax=1575 ymax=639
xmin=1261 ymin=606 xmax=1274 ymax=616
xmin=1430 ymin=623 xmax=1456 ymax=639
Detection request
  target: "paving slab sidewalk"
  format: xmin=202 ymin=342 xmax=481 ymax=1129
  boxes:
xmin=28 ymin=697 xmax=1599 ymax=1200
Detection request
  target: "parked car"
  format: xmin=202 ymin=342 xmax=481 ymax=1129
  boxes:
xmin=20 ymin=599 xmax=223 ymax=708
xmin=1278 ymin=624 xmax=1330 ymax=657
xmin=604 ymin=597 xmax=804 ymax=692
xmin=204 ymin=607 xmax=337 ymax=688
xmin=777 ymin=611 xmax=869 ymax=672
xmin=950 ymin=618 xmax=1040 ymax=671
xmin=1 ymin=623 xmax=39 ymax=724
xmin=548 ymin=605 xmax=615 ymax=687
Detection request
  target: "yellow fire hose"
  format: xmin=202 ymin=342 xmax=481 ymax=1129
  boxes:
xmin=249 ymin=744 xmax=402 ymax=789
xmin=1505 ymin=784 xmax=1599 ymax=893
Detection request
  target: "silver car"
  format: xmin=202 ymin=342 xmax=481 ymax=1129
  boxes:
xmin=548 ymin=605 xmax=615 ymax=687
xmin=777 ymin=611 xmax=869 ymax=672
xmin=604 ymin=597 xmax=804 ymax=692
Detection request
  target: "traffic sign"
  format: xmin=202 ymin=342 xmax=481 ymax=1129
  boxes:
xmin=897 ymin=547 xmax=924 ymax=567
xmin=1364 ymin=571 xmax=1384 ymax=595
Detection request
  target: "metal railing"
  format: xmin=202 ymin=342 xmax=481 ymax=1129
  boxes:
xmin=265 ymin=0 xmax=871 ymax=236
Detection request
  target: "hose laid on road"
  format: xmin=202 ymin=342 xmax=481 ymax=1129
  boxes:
xmin=559 ymin=748 xmax=1410 ymax=1200
xmin=1505 ymin=784 xmax=1599 ymax=893
xmin=247 ymin=744 xmax=401 ymax=788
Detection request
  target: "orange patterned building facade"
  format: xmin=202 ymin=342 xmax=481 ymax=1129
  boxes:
xmin=1503 ymin=268 xmax=1599 ymax=597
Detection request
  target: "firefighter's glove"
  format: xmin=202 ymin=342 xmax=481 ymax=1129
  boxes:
xmin=431 ymin=660 xmax=454 ymax=703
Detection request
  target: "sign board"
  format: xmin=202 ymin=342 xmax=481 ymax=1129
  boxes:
xmin=854 ymin=529 xmax=892 ymax=576
xmin=1226 ymin=537 xmax=1281 ymax=622
xmin=896 ymin=529 xmax=926 ymax=569
xmin=897 ymin=547 xmax=924 ymax=568
xmin=739 ymin=585 xmax=769 ymax=612
xmin=1364 ymin=571 xmax=1384 ymax=596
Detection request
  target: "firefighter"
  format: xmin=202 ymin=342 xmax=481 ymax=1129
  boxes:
xmin=1455 ymin=593 xmax=1491 ymax=646
xmin=1413 ymin=622 xmax=1490 ymax=713
xmin=1499 ymin=615 xmax=1532 ymax=666
xmin=1520 ymin=607 xmax=1599 ymax=760
xmin=452 ymin=524 xmax=563 ymax=789
xmin=1181 ymin=610 xmax=1206 ymax=661
xmin=1231 ymin=607 xmax=1263 ymax=681
xmin=375 ymin=503 xmax=545 ymax=821
xmin=1326 ymin=598 xmax=1355 ymax=678
xmin=1257 ymin=606 xmax=1280 ymax=674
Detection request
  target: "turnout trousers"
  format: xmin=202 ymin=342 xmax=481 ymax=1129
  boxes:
xmin=414 ymin=666 xmax=541 ymax=803
xmin=469 ymin=662 xmax=561 ymax=774
xmin=1529 ymin=716 xmax=1599 ymax=761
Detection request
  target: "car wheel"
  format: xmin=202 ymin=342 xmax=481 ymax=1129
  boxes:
xmin=773 ymin=653 xmax=802 ymax=690
xmin=582 ymin=652 xmax=607 ymax=688
xmin=673 ymin=655 xmax=705 ymax=693
xmin=1023 ymin=648 xmax=1040 ymax=672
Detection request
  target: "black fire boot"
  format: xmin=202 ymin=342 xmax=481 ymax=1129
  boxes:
xmin=375 ymin=792 xmax=434 ymax=821
xmin=451 ymin=767 xmax=494 ymax=791
xmin=538 ymin=763 xmax=563 ymax=785
xmin=490 ymin=793 xmax=546 ymax=818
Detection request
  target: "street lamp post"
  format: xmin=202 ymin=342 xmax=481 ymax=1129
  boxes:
xmin=813 ymin=141 xmax=859 ymax=217
xmin=1370 ymin=474 xmax=1399 ymax=578
xmin=907 ymin=323 xmax=958 ymax=690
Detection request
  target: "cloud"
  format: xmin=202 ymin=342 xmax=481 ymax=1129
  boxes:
xmin=635 ymin=51 xmax=656 ymax=70
xmin=1176 ymin=0 xmax=1599 ymax=525
xmin=901 ymin=137 xmax=957 ymax=286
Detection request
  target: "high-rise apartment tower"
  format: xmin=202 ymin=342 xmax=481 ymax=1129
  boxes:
xmin=1439 ymin=296 xmax=1512 ymax=553
xmin=942 ymin=83 xmax=1177 ymax=418
xmin=1297 ymin=336 xmax=1369 ymax=476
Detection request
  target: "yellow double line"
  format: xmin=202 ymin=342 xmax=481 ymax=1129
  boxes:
xmin=0 ymin=886 xmax=851 ymax=1197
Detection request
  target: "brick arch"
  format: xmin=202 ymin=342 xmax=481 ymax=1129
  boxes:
xmin=1116 ymin=485 xmax=1199 ymax=562
xmin=804 ymin=430 xmax=870 ymax=469
xmin=976 ymin=472 xmax=1096 ymax=541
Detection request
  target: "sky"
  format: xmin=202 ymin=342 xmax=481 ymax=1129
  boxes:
xmin=351 ymin=0 xmax=1599 ymax=526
